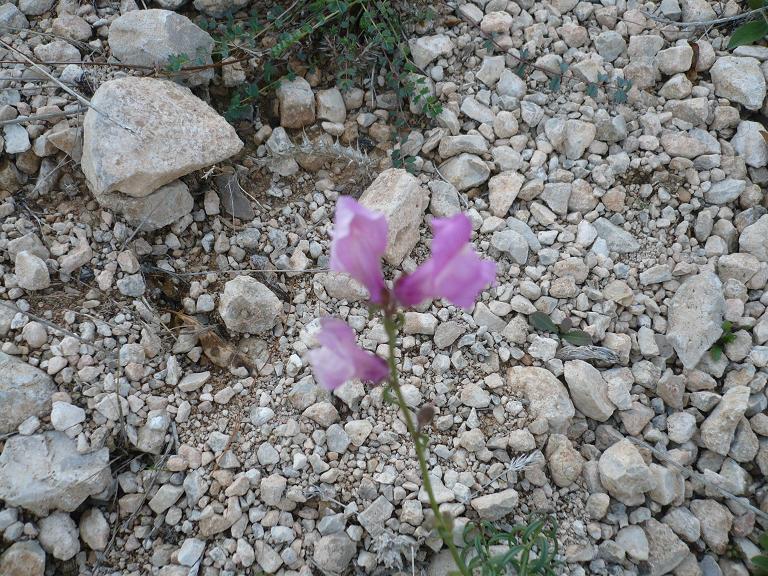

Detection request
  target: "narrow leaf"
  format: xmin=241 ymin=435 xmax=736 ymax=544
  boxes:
xmin=562 ymin=330 xmax=592 ymax=346
xmin=727 ymin=20 xmax=768 ymax=49
xmin=530 ymin=312 xmax=558 ymax=333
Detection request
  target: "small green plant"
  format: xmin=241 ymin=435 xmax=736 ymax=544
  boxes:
xmin=461 ymin=517 xmax=559 ymax=576
xmin=709 ymin=321 xmax=736 ymax=361
xmin=727 ymin=0 xmax=768 ymax=48
xmin=752 ymin=531 xmax=768 ymax=574
xmin=199 ymin=0 xmax=442 ymax=138
xmin=529 ymin=312 xmax=592 ymax=346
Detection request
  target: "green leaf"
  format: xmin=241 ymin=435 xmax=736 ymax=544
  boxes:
xmin=727 ymin=20 xmax=768 ymax=49
xmin=562 ymin=330 xmax=592 ymax=346
xmin=710 ymin=344 xmax=723 ymax=361
xmin=759 ymin=531 xmax=768 ymax=550
xmin=748 ymin=0 xmax=765 ymax=10
xmin=586 ymin=82 xmax=598 ymax=98
xmin=530 ymin=312 xmax=558 ymax=333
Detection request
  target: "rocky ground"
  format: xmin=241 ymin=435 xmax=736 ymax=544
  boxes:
xmin=2 ymin=0 xmax=768 ymax=574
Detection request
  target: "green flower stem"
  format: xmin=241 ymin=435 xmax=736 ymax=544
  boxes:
xmin=383 ymin=313 xmax=470 ymax=576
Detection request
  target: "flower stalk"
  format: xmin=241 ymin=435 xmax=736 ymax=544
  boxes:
xmin=383 ymin=313 xmax=471 ymax=576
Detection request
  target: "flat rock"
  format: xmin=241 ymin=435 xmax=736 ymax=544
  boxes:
xmin=666 ymin=271 xmax=724 ymax=369
xmin=0 ymin=351 xmax=56 ymax=434
xmin=82 ymin=77 xmax=242 ymax=198
xmin=643 ymin=518 xmax=688 ymax=575
xmin=471 ymin=489 xmax=519 ymax=520
xmin=97 ymin=179 xmax=194 ymax=231
xmin=108 ymin=10 xmax=214 ymax=86
xmin=359 ymin=168 xmax=428 ymax=265
xmin=439 ymin=153 xmax=490 ymax=191
xmin=276 ymin=76 xmax=315 ymax=129
xmin=0 ymin=432 xmax=111 ymax=515
xmin=710 ymin=56 xmax=766 ymax=110
xmin=592 ymin=218 xmax=640 ymax=253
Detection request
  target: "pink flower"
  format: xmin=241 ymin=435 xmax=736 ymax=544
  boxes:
xmin=395 ymin=213 xmax=496 ymax=308
xmin=308 ymin=317 xmax=389 ymax=390
xmin=330 ymin=196 xmax=388 ymax=303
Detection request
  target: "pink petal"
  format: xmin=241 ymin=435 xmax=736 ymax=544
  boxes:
xmin=395 ymin=214 xmax=496 ymax=309
xmin=308 ymin=318 xmax=389 ymax=390
xmin=330 ymin=197 xmax=388 ymax=303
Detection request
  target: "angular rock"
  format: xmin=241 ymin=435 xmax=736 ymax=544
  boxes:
xmin=39 ymin=512 xmax=79 ymax=560
xmin=79 ymin=508 xmax=109 ymax=551
xmin=0 ymin=351 xmax=56 ymax=434
xmin=97 ymin=179 xmax=194 ymax=232
xmin=0 ymin=432 xmax=110 ymax=515
xmin=471 ymin=489 xmax=519 ymax=520
xmin=359 ymin=168 xmax=428 ymax=265
xmin=409 ymin=34 xmax=453 ymax=69
xmin=108 ymin=10 xmax=214 ymax=86
xmin=488 ymin=171 xmax=524 ymax=217
xmin=313 ymin=533 xmax=356 ymax=573
xmin=731 ymin=120 xmax=768 ymax=168
xmin=710 ymin=56 xmax=766 ymax=110
xmin=739 ymin=214 xmax=768 ymax=261
xmin=358 ymin=495 xmax=394 ymax=537
xmin=0 ymin=4 xmax=29 ymax=29
xmin=598 ymin=439 xmax=655 ymax=506
xmin=192 ymin=0 xmax=249 ymax=17
xmin=276 ymin=76 xmax=315 ymax=129
xmin=82 ymin=77 xmax=243 ymax=197
xmin=700 ymin=385 xmax=750 ymax=455
xmin=564 ymin=360 xmax=615 ymax=422
xmin=219 ymin=276 xmax=282 ymax=334
xmin=14 ymin=251 xmax=50 ymax=291
xmin=592 ymin=218 xmax=640 ymax=253
xmin=666 ymin=271 xmax=724 ymax=369
xmin=506 ymin=366 xmax=575 ymax=432
xmin=439 ymin=153 xmax=490 ymax=191
xmin=0 ymin=541 xmax=45 ymax=576
xmin=643 ymin=518 xmax=688 ymax=575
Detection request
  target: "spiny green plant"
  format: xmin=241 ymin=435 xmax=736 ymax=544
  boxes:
xmin=461 ymin=517 xmax=559 ymax=576
xmin=529 ymin=311 xmax=592 ymax=346
xmin=709 ymin=320 xmax=736 ymax=361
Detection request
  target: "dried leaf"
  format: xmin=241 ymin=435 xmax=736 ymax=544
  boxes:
xmin=416 ymin=404 xmax=436 ymax=430
xmin=761 ymin=131 xmax=768 ymax=145
xmin=529 ymin=312 xmax=558 ymax=333
xmin=172 ymin=311 xmax=244 ymax=370
xmin=686 ymin=41 xmax=699 ymax=82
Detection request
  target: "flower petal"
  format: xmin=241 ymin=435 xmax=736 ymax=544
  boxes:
xmin=308 ymin=317 xmax=389 ymax=390
xmin=330 ymin=197 xmax=388 ymax=303
xmin=395 ymin=213 xmax=496 ymax=308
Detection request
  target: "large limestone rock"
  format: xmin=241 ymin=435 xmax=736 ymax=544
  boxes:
xmin=666 ymin=270 xmax=724 ymax=369
xmin=0 ymin=432 xmax=111 ymax=515
xmin=506 ymin=366 xmax=575 ymax=432
xmin=81 ymin=77 xmax=243 ymax=198
xmin=108 ymin=10 xmax=214 ymax=86
xmin=0 ymin=351 xmax=56 ymax=434
xmin=359 ymin=168 xmax=429 ymax=265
